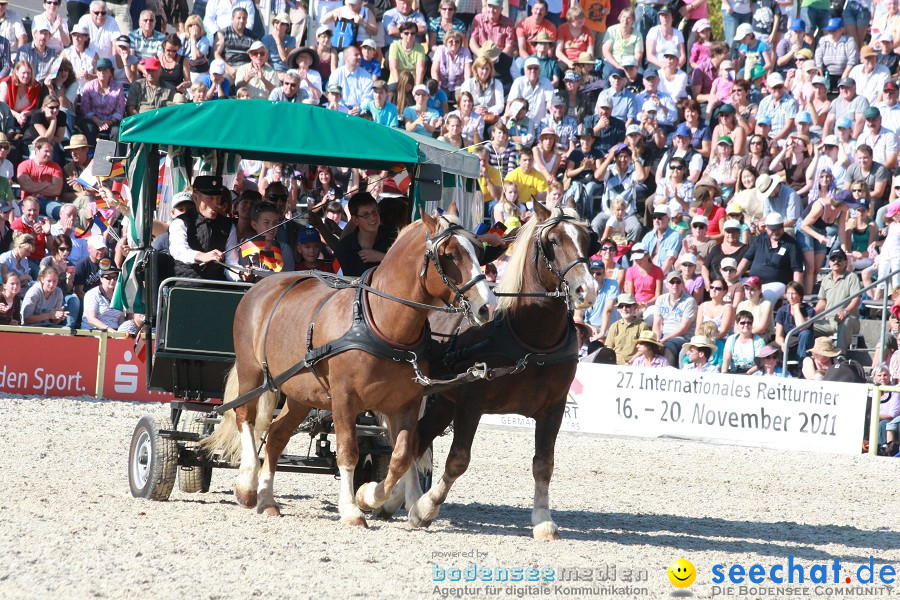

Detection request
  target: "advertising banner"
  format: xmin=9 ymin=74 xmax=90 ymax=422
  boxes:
xmin=0 ymin=332 xmax=98 ymax=397
xmin=482 ymin=364 xmax=869 ymax=455
xmin=101 ymin=337 xmax=174 ymax=402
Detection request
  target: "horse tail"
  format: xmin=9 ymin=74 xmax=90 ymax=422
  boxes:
xmin=199 ymin=367 xmax=278 ymax=465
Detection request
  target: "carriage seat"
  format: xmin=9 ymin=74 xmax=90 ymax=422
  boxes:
xmin=149 ymin=281 xmax=251 ymax=399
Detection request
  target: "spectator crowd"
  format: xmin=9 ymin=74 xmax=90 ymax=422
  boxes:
xmin=3 ymin=0 xmax=900 ymax=397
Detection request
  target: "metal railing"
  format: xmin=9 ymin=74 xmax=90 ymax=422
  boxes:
xmin=781 ymin=266 xmax=900 ymax=376
xmin=867 ymin=384 xmax=900 ymax=456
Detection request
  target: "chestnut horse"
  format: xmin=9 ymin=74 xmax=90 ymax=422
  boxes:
xmin=200 ymin=210 xmax=497 ymax=527
xmin=382 ymin=201 xmax=597 ymax=539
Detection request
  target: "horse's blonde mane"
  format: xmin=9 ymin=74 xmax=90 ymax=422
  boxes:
xmin=494 ymin=207 xmax=581 ymax=313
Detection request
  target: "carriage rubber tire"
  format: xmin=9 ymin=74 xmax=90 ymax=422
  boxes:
xmin=177 ymin=418 xmax=213 ymax=494
xmin=128 ymin=415 xmax=177 ymax=501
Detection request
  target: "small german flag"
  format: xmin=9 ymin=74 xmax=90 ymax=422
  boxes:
xmin=240 ymin=240 xmax=283 ymax=272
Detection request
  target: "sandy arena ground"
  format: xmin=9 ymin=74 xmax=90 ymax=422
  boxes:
xmin=0 ymin=394 xmax=897 ymax=600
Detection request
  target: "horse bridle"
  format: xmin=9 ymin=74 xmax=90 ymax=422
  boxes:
xmin=494 ymin=213 xmax=590 ymax=312
xmin=420 ymin=220 xmax=487 ymax=319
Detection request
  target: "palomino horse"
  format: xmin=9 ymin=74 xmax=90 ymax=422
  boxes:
xmin=200 ymin=210 xmax=497 ymax=527
xmin=381 ymin=201 xmax=597 ymax=539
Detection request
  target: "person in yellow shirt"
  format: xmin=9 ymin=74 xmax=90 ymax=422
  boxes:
xmin=504 ymin=152 xmax=549 ymax=206
xmin=472 ymin=146 xmax=502 ymax=214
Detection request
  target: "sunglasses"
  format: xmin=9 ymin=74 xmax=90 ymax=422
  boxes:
xmin=601 ymin=247 xmax=616 ymax=252
xmin=738 ymin=321 xmax=753 ymax=326
xmin=852 ymin=188 xmax=865 ymax=192
xmin=829 ymin=256 xmax=846 ymax=262
xmin=266 ymin=194 xmax=288 ymax=201
xmin=670 ymin=165 xmax=685 ymax=171
xmin=101 ymin=275 xmax=117 ymax=280
xmin=750 ymin=140 xmax=763 ymax=145
xmin=722 ymin=267 xmax=736 ymax=272
xmin=767 ymin=224 xmax=784 ymax=231
xmin=45 ymin=0 xmax=60 ymax=4
xmin=692 ymin=223 xmax=707 ymax=228
xmin=92 ymin=10 xmax=106 ymax=14
xmin=709 ymin=286 xmax=725 ymax=291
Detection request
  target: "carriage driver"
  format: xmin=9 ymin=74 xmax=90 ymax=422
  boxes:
xmin=169 ymin=176 xmax=242 ymax=281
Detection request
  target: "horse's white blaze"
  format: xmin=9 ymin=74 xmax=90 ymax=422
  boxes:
xmin=235 ymin=423 xmax=259 ymax=494
xmin=338 ymin=467 xmax=364 ymax=520
xmin=562 ymin=221 xmax=597 ymax=306
xmin=457 ymin=235 xmax=497 ymax=324
xmin=461 ymin=237 xmax=497 ymax=319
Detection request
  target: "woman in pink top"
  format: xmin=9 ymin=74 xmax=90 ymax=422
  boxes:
xmin=624 ymin=244 xmax=663 ymax=309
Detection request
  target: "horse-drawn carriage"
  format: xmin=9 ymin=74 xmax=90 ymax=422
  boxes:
xmin=122 ymin=100 xmax=599 ymax=538
xmin=122 ymin=100 xmax=483 ymax=501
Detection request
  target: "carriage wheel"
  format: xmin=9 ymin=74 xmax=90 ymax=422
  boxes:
xmin=353 ymin=452 xmax=391 ymax=492
xmin=128 ymin=415 xmax=177 ymax=501
xmin=177 ymin=417 xmax=213 ymax=494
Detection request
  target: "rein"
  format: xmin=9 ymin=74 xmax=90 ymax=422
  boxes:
xmin=492 ymin=214 xmax=590 ymax=311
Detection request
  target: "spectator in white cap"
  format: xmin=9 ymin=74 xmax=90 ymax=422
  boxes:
xmin=636 ymin=70 xmax=677 ymax=130
xmin=32 ymin=0 xmax=70 ymax=52
xmin=509 ymin=55 xmax=554 ymax=124
xmin=678 ymin=252 xmax=704 ymax=303
xmin=198 ymin=58 xmax=231 ymax=99
xmin=77 ymin=1 xmax=122 ymax=60
xmin=330 ymin=45 xmax=374 ymax=113
xmin=260 ymin=12 xmax=296 ymax=74
xmin=757 ymin=71 xmax=798 ymax=141
xmin=736 ymin=212 xmax=805 ymax=302
xmin=235 ymin=41 xmax=278 ymax=99
xmin=624 ymin=242 xmax=664 ymax=311
xmin=874 ymin=32 xmax=898 ymax=73
xmin=641 ymin=203 xmax=682 ymax=273
xmin=16 ymin=23 xmax=60 ymax=81
xmin=735 ymin=22 xmax=773 ymax=74
xmin=62 ymin=23 xmax=96 ymax=93
xmin=597 ymin=68 xmax=638 ymax=125
xmin=403 ymin=84 xmax=442 ymax=135
xmin=682 ymin=214 xmax=716 ymax=262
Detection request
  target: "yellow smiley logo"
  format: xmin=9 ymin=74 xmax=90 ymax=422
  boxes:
xmin=668 ymin=558 xmax=696 ymax=588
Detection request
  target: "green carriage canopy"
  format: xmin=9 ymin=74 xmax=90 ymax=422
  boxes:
xmin=118 ymin=99 xmax=478 ymax=177
xmin=113 ymin=100 xmax=480 ymax=313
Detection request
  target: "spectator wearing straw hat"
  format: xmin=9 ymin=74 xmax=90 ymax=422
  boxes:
xmin=849 ymin=45 xmax=891 ymax=105
xmin=261 ymin=12 xmax=296 ymax=74
xmin=629 ymin=329 xmax=669 ymax=367
xmin=682 ymin=335 xmax=718 ymax=372
xmin=61 ymin=134 xmax=92 ymax=202
xmin=125 ymin=57 xmax=175 ymax=115
xmin=605 ymin=293 xmax=650 ymax=364
xmin=802 ymin=335 xmax=842 ymax=379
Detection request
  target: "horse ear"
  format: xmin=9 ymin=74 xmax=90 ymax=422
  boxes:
xmin=445 ymin=202 xmax=459 ymax=217
xmin=533 ymin=200 xmax=551 ymax=223
xmin=422 ymin=211 xmax=438 ymax=234
xmin=563 ymin=195 xmax=577 ymax=211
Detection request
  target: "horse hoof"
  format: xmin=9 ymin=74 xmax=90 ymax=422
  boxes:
xmin=355 ymin=482 xmax=381 ymax=511
xmin=234 ymin=487 xmax=257 ymax=509
xmin=407 ymin=504 xmax=433 ymax=528
xmin=533 ymin=522 xmax=561 ymax=541
xmin=341 ymin=516 xmax=369 ymax=528
xmin=259 ymin=504 xmax=281 ymax=517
